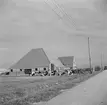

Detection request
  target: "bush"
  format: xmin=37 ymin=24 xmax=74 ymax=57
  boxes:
xmin=95 ymin=66 xmax=101 ymax=71
xmin=104 ymin=66 xmax=107 ymax=70
xmin=84 ymin=68 xmax=93 ymax=74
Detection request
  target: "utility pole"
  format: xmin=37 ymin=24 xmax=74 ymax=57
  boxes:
xmin=45 ymin=0 xmax=93 ymax=72
xmin=101 ymin=52 xmax=103 ymax=70
xmin=88 ymin=37 xmax=92 ymax=73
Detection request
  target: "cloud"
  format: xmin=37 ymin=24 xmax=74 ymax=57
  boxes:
xmin=0 ymin=48 xmax=8 ymax=51
xmin=0 ymin=0 xmax=8 ymax=8
xmin=0 ymin=0 xmax=107 ymax=68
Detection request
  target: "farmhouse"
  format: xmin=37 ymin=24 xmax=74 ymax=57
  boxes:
xmin=9 ymin=48 xmax=77 ymax=76
xmin=58 ymin=56 xmax=77 ymax=70
xmin=51 ymin=56 xmax=77 ymax=75
xmin=51 ymin=59 xmax=65 ymax=75
xmin=9 ymin=48 xmax=52 ymax=76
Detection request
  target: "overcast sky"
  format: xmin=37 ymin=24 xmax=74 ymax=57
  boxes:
xmin=0 ymin=0 xmax=107 ymax=68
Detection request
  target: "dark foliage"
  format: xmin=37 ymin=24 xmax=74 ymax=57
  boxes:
xmin=95 ymin=66 xmax=101 ymax=71
xmin=104 ymin=66 xmax=107 ymax=70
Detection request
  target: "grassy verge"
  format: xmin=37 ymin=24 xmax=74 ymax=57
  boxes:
xmin=0 ymin=70 xmax=103 ymax=105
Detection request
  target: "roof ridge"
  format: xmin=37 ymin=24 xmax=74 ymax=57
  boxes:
xmin=58 ymin=56 xmax=74 ymax=58
xmin=41 ymin=48 xmax=50 ymax=64
xmin=9 ymin=48 xmax=50 ymax=69
xmin=31 ymin=48 xmax=43 ymax=50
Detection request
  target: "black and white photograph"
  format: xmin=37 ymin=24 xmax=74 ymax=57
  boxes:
xmin=0 ymin=0 xmax=107 ymax=105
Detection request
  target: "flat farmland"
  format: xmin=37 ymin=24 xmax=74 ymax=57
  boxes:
xmin=0 ymin=71 xmax=102 ymax=105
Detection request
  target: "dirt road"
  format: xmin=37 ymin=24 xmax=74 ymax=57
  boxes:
xmin=47 ymin=70 xmax=107 ymax=105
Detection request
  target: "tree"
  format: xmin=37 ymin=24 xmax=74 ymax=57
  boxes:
xmin=95 ymin=66 xmax=101 ymax=71
xmin=104 ymin=66 xmax=107 ymax=70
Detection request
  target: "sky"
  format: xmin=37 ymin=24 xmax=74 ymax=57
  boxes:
xmin=0 ymin=0 xmax=107 ymax=68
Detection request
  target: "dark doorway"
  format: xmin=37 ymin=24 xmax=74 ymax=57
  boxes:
xmin=35 ymin=68 xmax=38 ymax=71
xmin=44 ymin=68 xmax=46 ymax=70
xmin=10 ymin=69 xmax=13 ymax=72
xmin=20 ymin=69 xmax=22 ymax=71
xmin=24 ymin=69 xmax=32 ymax=76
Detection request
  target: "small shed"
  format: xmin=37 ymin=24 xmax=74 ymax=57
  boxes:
xmin=58 ymin=56 xmax=77 ymax=70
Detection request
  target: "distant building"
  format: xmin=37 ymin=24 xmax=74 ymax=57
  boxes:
xmin=51 ymin=56 xmax=77 ymax=75
xmin=58 ymin=56 xmax=77 ymax=70
xmin=51 ymin=59 xmax=65 ymax=74
xmin=9 ymin=48 xmax=51 ymax=76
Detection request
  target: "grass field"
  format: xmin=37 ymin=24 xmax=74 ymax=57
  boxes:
xmin=0 ymin=70 xmax=102 ymax=105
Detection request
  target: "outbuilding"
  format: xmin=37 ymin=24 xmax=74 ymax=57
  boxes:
xmin=9 ymin=48 xmax=51 ymax=76
xmin=58 ymin=56 xmax=77 ymax=70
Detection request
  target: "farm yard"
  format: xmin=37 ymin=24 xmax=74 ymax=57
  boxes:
xmin=1 ymin=0 xmax=107 ymax=104
xmin=0 ymin=70 xmax=102 ymax=105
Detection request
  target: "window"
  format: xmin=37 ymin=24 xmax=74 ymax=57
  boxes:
xmin=11 ymin=69 xmax=13 ymax=72
xmin=44 ymin=68 xmax=46 ymax=70
xmin=35 ymin=68 xmax=38 ymax=71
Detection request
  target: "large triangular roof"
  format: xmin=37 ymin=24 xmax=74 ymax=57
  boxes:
xmin=58 ymin=56 xmax=74 ymax=68
xmin=51 ymin=59 xmax=65 ymax=67
xmin=10 ymin=48 xmax=50 ymax=69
